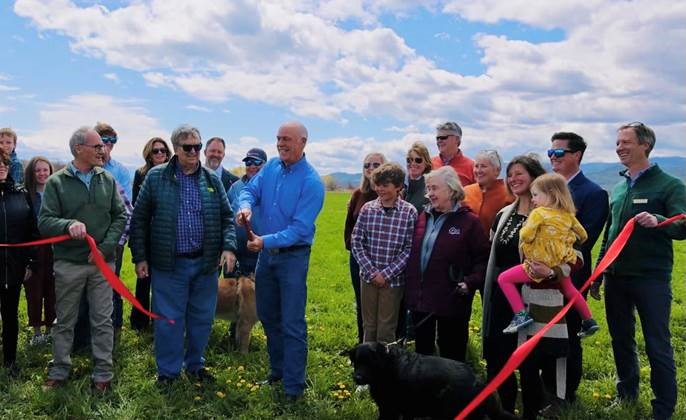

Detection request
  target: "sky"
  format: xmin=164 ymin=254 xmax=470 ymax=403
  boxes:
xmin=2 ymin=0 xmax=685 ymax=175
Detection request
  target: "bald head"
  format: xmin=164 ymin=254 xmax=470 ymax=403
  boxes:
xmin=276 ymin=121 xmax=308 ymax=166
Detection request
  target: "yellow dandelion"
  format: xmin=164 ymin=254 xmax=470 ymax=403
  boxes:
xmin=250 ymin=386 xmax=258 ymax=392
xmin=604 ymin=394 xmax=612 ymax=400
xmin=226 ymin=379 xmax=232 ymax=384
xmin=194 ymin=396 xmax=202 ymax=401
xmin=240 ymin=379 xmax=246 ymax=383
xmin=216 ymin=391 xmax=226 ymax=398
xmin=593 ymin=392 xmax=600 ymax=398
xmin=194 ymin=383 xmax=202 ymax=387
xmin=237 ymin=382 xmax=243 ymax=388
xmin=237 ymin=366 xmax=245 ymax=371
xmin=338 ymin=383 xmax=346 ymax=389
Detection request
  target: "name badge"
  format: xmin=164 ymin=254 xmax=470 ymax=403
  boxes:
xmin=448 ymin=227 xmax=461 ymax=235
xmin=633 ymin=198 xmax=648 ymax=204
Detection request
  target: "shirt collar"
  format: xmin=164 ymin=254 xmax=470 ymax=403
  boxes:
xmin=68 ymin=161 xmax=96 ymax=176
xmin=566 ymin=169 xmax=581 ymax=184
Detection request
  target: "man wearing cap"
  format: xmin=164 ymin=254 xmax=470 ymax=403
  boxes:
xmin=237 ymin=122 xmax=324 ymax=402
xmin=205 ymin=137 xmax=239 ymax=194
xmin=431 ymin=121 xmax=475 ymax=186
xmin=228 ymin=148 xmax=267 ymax=274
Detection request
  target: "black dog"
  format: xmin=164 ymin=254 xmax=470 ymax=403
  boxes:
xmin=341 ymin=342 xmax=517 ymax=420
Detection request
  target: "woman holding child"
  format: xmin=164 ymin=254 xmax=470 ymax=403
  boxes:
xmin=404 ymin=166 xmax=490 ymax=362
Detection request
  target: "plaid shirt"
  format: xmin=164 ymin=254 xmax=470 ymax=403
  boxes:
xmin=176 ymin=163 xmax=204 ymax=254
xmin=351 ymin=197 xmax=417 ymax=287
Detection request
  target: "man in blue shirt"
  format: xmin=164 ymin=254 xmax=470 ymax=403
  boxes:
xmin=238 ymin=121 xmax=324 ymax=402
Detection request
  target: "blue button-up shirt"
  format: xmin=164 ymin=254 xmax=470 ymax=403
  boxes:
xmin=68 ymin=162 xmax=96 ymax=188
xmin=176 ymin=162 xmax=204 ymax=253
xmin=103 ymin=158 xmax=132 ymax=199
xmin=238 ymin=155 xmax=324 ymax=249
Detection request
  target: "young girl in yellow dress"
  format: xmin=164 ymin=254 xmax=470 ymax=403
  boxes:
xmin=498 ymin=172 xmax=599 ymax=337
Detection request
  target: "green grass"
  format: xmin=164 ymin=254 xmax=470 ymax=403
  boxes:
xmin=1 ymin=191 xmax=683 ymax=419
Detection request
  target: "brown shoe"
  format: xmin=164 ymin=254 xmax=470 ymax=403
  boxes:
xmin=92 ymin=380 xmax=111 ymax=393
xmin=42 ymin=378 xmax=65 ymax=390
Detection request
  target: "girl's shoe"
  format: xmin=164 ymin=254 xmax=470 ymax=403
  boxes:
xmin=503 ymin=311 xmax=534 ymax=334
xmin=578 ymin=318 xmax=599 ymax=338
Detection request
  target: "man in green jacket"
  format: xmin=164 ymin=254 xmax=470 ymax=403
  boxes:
xmin=38 ymin=127 xmax=126 ymax=392
xmin=130 ymin=124 xmax=237 ymax=385
xmin=591 ymin=122 xmax=686 ymax=420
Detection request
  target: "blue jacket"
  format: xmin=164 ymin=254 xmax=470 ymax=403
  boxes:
xmin=129 ymin=156 xmax=237 ymax=274
xmin=9 ymin=151 xmax=23 ymax=184
xmin=568 ymin=171 xmax=609 ymax=287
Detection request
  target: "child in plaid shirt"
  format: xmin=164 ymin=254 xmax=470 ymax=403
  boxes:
xmin=352 ymin=162 xmax=417 ymax=343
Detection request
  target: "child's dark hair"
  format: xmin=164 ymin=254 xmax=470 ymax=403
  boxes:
xmin=371 ymin=162 xmax=405 ymax=188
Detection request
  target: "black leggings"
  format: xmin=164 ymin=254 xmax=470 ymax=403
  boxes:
xmin=1 ymin=284 xmax=22 ymax=366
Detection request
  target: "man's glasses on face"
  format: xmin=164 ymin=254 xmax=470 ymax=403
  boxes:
xmin=547 ymin=148 xmax=574 ymax=158
xmin=152 ymin=147 xmax=167 ymax=155
xmin=245 ymin=159 xmax=263 ymax=167
xmin=101 ymin=135 xmax=117 ymax=144
xmin=181 ymin=143 xmax=202 ymax=153
xmin=81 ymin=143 xmax=105 ymax=152
xmin=436 ymin=135 xmax=452 ymax=142
xmin=363 ymin=162 xmax=381 ymax=169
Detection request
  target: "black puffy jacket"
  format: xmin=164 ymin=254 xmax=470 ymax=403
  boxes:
xmin=1 ymin=176 xmax=39 ymax=289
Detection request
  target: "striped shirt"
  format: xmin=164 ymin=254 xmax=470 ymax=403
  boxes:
xmin=351 ymin=197 xmax=417 ymax=287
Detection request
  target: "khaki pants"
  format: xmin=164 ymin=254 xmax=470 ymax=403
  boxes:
xmin=50 ymin=260 xmax=114 ymax=382
xmin=360 ymin=281 xmax=404 ymax=343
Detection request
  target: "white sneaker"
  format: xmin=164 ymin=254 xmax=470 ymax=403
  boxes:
xmin=29 ymin=334 xmax=47 ymax=346
xmin=355 ymin=385 xmax=369 ymax=394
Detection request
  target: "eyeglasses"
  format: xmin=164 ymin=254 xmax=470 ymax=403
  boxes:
xmin=245 ymin=159 xmax=263 ymax=167
xmin=0 ymin=161 xmax=8 ymax=167
xmin=547 ymin=148 xmax=574 ymax=158
xmin=81 ymin=143 xmax=105 ymax=152
xmin=181 ymin=143 xmax=202 ymax=153
xmin=436 ymin=135 xmax=452 ymax=141
xmin=627 ymin=121 xmax=645 ymax=128
xmin=406 ymin=157 xmax=423 ymax=164
xmin=152 ymin=147 xmax=167 ymax=155
xmin=363 ymin=162 xmax=382 ymax=169
xmin=101 ymin=135 xmax=117 ymax=144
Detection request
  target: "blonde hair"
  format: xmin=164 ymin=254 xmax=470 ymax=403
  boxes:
xmin=360 ymin=152 xmax=387 ymax=193
xmin=406 ymin=141 xmax=432 ymax=175
xmin=530 ymin=172 xmax=576 ymax=213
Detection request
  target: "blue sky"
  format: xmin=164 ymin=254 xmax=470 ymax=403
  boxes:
xmin=2 ymin=0 xmax=685 ymax=175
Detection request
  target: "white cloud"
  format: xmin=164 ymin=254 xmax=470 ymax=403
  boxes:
xmin=12 ymin=0 xmax=686 ymax=167
xmin=103 ymin=73 xmax=120 ymax=83
xmin=15 ymin=94 xmax=167 ymax=168
xmin=185 ymin=104 xmax=212 ymax=112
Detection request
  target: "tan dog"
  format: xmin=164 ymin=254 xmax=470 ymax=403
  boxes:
xmin=215 ymin=274 xmax=258 ymax=354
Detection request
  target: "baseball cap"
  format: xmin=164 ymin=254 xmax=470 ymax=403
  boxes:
xmin=242 ymin=148 xmax=267 ymax=163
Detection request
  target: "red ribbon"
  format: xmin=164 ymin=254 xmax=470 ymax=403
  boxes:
xmin=1 ymin=234 xmax=173 ymax=324
xmin=456 ymin=213 xmax=685 ymax=419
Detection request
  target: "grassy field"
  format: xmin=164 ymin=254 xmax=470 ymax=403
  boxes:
xmin=0 ymin=191 xmax=684 ymax=419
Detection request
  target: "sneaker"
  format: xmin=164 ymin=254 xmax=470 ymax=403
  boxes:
xmin=187 ymin=367 xmax=215 ymax=383
xmin=578 ymin=318 xmax=600 ymax=338
xmin=42 ymin=378 xmax=65 ymax=391
xmin=355 ymin=385 xmax=369 ymax=394
xmin=29 ymin=333 xmax=47 ymax=346
xmin=503 ymin=311 xmax=534 ymax=334
xmin=256 ymin=374 xmax=282 ymax=386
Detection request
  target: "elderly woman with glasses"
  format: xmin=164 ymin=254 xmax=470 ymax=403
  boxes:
xmin=404 ymin=166 xmax=489 ymax=362
xmin=0 ymin=149 xmax=39 ymax=376
xmin=129 ymin=137 xmax=171 ymax=331
xmin=463 ymin=149 xmax=514 ymax=234
xmin=404 ymin=141 xmax=432 ymax=212
xmin=343 ymin=152 xmax=387 ymax=343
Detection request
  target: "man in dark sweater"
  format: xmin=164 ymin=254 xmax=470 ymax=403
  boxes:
xmin=591 ymin=122 xmax=686 ymax=420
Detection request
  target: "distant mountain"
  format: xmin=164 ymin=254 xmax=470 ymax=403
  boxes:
xmin=325 ymin=157 xmax=685 ymax=192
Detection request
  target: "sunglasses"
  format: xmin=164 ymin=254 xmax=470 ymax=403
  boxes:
xmin=245 ymin=159 xmax=263 ymax=167
xmin=547 ymin=148 xmax=574 ymax=158
xmin=436 ymin=135 xmax=452 ymax=141
xmin=101 ymin=135 xmax=117 ymax=144
xmin=363 ymin=162 xmax=382 ymax=169
xmin=181 ymin=143 xmax=202 ymax=153
xmin=152 ymin=147 xmax=167 ymax=155
xmin=406 ymin=157 xmax=423 ymax=164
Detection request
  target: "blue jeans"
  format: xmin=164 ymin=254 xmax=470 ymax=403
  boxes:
xmin=151 ymin=257 xmax=218 ymax=377
xmin=255 ymin=247 xmax=310 ymax=396
xmin=605 ymin=274 xmax=676 ymax=420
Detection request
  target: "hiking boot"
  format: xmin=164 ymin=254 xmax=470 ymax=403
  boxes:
xmin=92 ymin=380 xmax=111 ymax=393
xmin=578 ymin=318 xmax=600 ymax=338
xmin=42 ymin=378 xmax=65 ymax=390
xmin=187 ymin=367 xmax=215 ymax=383
xmin=257 ymin=374 xmax=282 ymax=386
xmin=503 ymin=311 xmax=534 ymax=334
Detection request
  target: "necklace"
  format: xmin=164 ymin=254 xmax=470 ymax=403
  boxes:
xmin=498 ymin=212 xmax=526 ymax=246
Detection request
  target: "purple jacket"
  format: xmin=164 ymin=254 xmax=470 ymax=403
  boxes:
xmin=405 ymin=206 xmax=489 ymax=317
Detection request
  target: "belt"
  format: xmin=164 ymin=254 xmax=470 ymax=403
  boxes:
xmin=267 ymin=245 xmax=311 ymax=255
xmin=176 ymin=250 xmax=203 ymax=259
